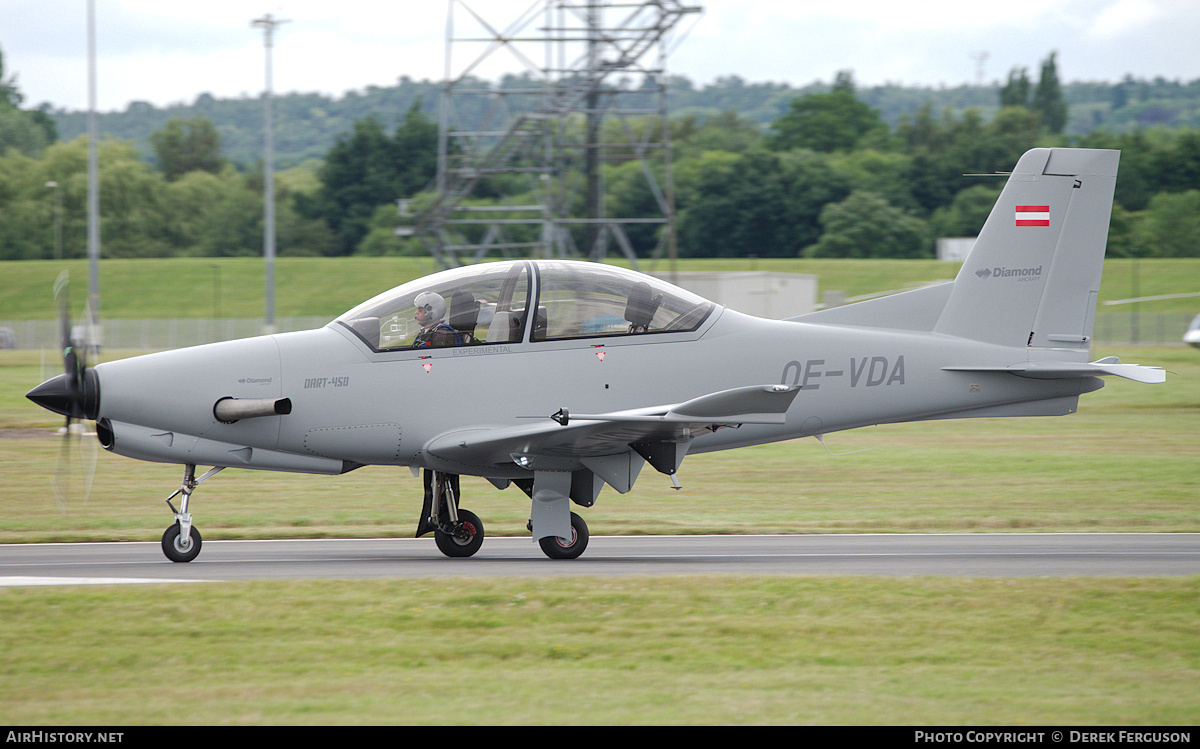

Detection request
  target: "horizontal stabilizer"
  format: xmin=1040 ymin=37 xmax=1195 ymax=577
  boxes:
xmin=944 ymin=357 xmax=1166 ymax=384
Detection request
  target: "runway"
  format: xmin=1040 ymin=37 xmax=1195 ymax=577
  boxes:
xmin=1 ymin=533 xmax=1197 ymax=585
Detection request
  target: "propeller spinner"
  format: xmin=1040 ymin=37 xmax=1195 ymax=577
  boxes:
xmin=26 ymin=271 xmax=100 ymax=509
xmin=27 ymin=271 xmax=101 ymax=422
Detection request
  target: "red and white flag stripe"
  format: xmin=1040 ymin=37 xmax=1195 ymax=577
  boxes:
xmin=1015 ymin=205 xmax=1050 ymax=227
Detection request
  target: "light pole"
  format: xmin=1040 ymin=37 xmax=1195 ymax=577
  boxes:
xmin=210 ymin=263 xmax=222 ymax=320
xmin=1130 ymin=247 xmax=1140 ymax=344
xmin=251 ymin=13 xmax=289 ymax=334
xmin=45 ymin=181 xmax=62 ymax=260
xmin=86 ymin=0 xmax=101 ymax=351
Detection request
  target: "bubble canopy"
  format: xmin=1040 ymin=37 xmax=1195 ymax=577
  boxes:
xmin=335 ymin=260 xmax=715 ymax=351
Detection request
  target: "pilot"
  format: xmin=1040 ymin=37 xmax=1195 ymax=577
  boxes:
xmin=412 ymin=291 xmax=462 ymax=348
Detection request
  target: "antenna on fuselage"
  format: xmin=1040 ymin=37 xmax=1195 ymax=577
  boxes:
xmin=814 ymin=434 xmax=872 ymax=457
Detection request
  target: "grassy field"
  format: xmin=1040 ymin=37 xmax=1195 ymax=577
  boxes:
xmin=2 ymin=576 xmax=1197 ymax=725
xmin=0 ymin=345 xmax=1196 ymax=724
xmin=2 ymin=258 xmax=1198 ymax=724
xmin=3 ymin=256 xmax=1200 ymax=321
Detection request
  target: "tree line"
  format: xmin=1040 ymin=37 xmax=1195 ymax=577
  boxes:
xmin=2 ymin=49 xmax=1199 ymax=261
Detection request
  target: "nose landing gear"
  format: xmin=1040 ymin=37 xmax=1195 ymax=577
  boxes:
xmin=161 ymin=464 xmax=223 ymax=563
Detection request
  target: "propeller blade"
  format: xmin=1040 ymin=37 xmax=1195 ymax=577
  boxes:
xmin=54 ymin=270 xmax=71 ymax=365
xmin=80 ymin=296 xmax=98 ymax=372
xmin=51 ymin=427 xmax=71 ymax=514
xmin=38 ymin=270 xmax=100 ymax=513
xmin=78 ymin=425 xmax=98 ymax=506
xmin=31 ymin=270 xmax=100 ymax=422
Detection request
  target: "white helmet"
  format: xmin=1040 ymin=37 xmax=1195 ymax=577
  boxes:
xmin=414 ymin=291 xmax=446 ymax=323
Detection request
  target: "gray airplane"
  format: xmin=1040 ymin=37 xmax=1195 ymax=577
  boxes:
xmin=27 ymin=147 xmax=1164 ymax=562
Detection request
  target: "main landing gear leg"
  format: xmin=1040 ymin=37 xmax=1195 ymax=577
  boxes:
xmin=161 ymin=464 xmax=223 ymax=563
xmin=527 ymin=471 xmax=590 ymax=560
xmin=421 ymin=470 xmax=485 ymax=558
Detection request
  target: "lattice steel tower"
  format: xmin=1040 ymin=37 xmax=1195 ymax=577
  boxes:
xmin=411 ymin=0 xmax=701 ymax=268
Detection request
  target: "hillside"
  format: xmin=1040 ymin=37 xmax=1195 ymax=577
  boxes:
xmin=46 ymin=74 xmax=1200 ymax=169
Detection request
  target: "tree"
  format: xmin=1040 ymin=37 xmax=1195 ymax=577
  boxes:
xmin=672 ymin=110 xmax=765 ymax=159
xmin=826 ymin=149 xmax=919 ymax=213
xmin=159 ymin=168 xmax=264 ymax=256
xmin=1154 ymin=130 xmax=1200 ymax=194
xmin=677 ymin=148 xmax=850 ymax=257
xmin=390 ymin=102 xmax=438 ymax=197
xmin=304 ymin=103 xmax=439 ymax=255
xmin=0 ymin=46 xmax=52 ymax=157
xmin=767 ymin=71 xmax=885 ymax=153
xmin=896 ymin=106 xmax=1039 ymax=217
xmin=150 ymin=116 xmax=225 ymax=181
xmin=802 ymin=190 xmax=929 ymax=259
xmin=1032 ymin=52 xmax=1068 ymax=134
xmin=928 ymin=183 xmax=1003 ymax=239
xmin=308 ymin=117 xmax=395 ymax=256
xmin=0 ymin=137 xmax=176 ymax=258
xmin=0 ymin=47 xmax=21 ymax=109
xmin=1000 ymin=67 xmax=1031 ymax=108
xmin=1135 ymin=190 xmax=1200 ymax=257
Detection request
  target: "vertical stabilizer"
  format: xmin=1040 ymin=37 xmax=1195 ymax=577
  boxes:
xmin=934 ymin=148 xmax=1119 ymax=350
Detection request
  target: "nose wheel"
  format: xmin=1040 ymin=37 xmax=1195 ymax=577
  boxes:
xmin=162 ymin=523 xmax=203 ymax=563
xmin=160 ymin=464 xmax=222 ymax=563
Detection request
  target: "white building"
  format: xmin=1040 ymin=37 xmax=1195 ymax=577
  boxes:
xmin=937 ymin=237 xmax=976 ymax=262
xmin=651 ymin=271 xmax=818 ymax=320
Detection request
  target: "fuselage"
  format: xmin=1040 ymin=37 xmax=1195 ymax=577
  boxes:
xmin=92 ymin=301 xmax=1094 ymax=479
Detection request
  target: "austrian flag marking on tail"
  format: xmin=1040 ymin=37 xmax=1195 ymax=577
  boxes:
xmin=1015 ymin=205 xmax=1050 ymax=227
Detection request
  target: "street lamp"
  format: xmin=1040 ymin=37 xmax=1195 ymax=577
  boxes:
xmin=210 ymin=263 xmax=222 ymax=320
xmin=45 ymin=181 xmax=62 ymax=260
xmin=1130 ymin=247 xmax=1140 ymax=344
xmin=251 ymin=12 xmax=289 ymax=335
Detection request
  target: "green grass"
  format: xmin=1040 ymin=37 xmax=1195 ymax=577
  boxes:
xmin=3 ymin=257 xmax=1199 ymax=321
xmin=2 ymin=260 xmax=1198 ymax=725
xmin=1 ymin=577 xmax=1197 ymax=725
xmin=0 ymin=257 xmax=444 ymax=321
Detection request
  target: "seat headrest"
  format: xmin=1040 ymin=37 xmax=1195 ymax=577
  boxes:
xmin=624 ymin=282 xmax=662 ymax=328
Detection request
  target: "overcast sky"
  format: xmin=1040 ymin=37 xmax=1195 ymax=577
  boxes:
xmin=2 ymin=0 xmax=1199 ymax=113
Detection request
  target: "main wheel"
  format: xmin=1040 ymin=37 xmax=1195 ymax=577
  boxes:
xmin=538 ymin=512 xmax=589 ymax=560
xmin=434 ymin=509 xmax=484 ymax=558
xmin=162 ymin=523 xmax=202 ymax=563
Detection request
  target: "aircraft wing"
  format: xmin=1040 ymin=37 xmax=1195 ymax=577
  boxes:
xmin=424 ymin=384 xmax=800 ymax=479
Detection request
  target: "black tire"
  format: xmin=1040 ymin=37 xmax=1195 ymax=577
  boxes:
xmin=434 ymin=509 xmax=484 ymax=558
xmin=162 ymin=523 xmax=202 ymax=563
xmin=538 ymin=512 xmax=589 ymax=560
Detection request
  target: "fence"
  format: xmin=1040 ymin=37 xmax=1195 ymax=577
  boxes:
xmin=1091 ymin=312 xmax=1196 ymax=346
xmin=1 ymin=312 xmax=1194 ymax=351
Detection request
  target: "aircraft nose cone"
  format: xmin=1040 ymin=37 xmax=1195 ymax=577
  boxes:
xmin=27 ymin=373 xmax=76 ymax=417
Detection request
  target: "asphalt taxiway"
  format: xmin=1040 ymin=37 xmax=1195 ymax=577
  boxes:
xmin=2 ymin=533 xmax=1197 ymax=585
